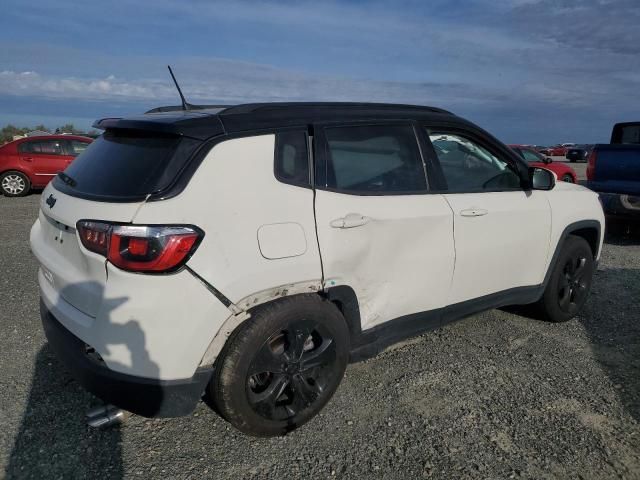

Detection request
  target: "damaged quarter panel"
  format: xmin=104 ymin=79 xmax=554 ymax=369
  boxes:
xmin=132 ymin=134 xmax=323 ymax=305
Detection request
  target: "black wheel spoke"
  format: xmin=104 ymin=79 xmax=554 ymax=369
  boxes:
xmin=248 ymin=342 xmax=283 ymax=376
xmin=248 ymin=373 xmax=289 ymax=407
xmin=291 ymin=373 xmax=321 ymax=409
xmin=301 ymin=338 xmax=334 ymax=371
xmin=573 ymin=257 xmax=586 ymax=278
xmin=288 ymin=324 xmax=313 ymax=361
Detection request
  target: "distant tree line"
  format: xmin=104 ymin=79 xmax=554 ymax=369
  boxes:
xmin=0 ymin=124 xmax=99 ymax=144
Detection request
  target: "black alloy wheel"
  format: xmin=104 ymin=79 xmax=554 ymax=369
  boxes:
xmin=557 ymin=253 xmax=589 ymax=315
xmin=246 ymin=319 xmax=337 ymax=421
xmin=210 ymin=295 xmax=349 ymax=437
xmin=536 ymin=235 xmax=594 ymax=323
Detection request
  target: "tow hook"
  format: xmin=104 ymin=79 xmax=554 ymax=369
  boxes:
xmin=86 ymin=404 xmax=128 ymax=429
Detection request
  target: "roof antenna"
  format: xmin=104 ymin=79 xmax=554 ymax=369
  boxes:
xmin=167 ymin=65 xmax=190 ymax=111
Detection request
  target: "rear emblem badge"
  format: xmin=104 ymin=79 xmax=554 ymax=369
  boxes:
xmin=46 ymin=194 xmax=57 ymax=209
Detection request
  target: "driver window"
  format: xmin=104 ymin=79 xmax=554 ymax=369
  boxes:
xmin=323 ymin=125 xmax=427 ymax=194
xmin=428 ymin=132 xmax=521 ymax=192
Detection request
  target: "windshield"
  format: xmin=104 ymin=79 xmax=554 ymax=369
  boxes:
xmin=520 ymin=148 xmax=544 ymax=163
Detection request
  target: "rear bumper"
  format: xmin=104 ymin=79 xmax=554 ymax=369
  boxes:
xmin=597 ymin=192 xmax=640 ymax=221
xmin=41 ymin=301 xmax=212 ymax=418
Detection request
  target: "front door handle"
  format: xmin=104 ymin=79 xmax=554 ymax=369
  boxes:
xmin=330 ymin=213 xmax=371 ymax=229
xmin=460 ymin=208 xmax=488 ymax=217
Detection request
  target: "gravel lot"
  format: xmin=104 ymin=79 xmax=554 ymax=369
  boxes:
xmin=1 ymin=193 xmax=639 ymax=480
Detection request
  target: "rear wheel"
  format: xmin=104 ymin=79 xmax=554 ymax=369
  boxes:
xmin=562 ymin=174 xmax=574 ymax=183
xmin=1 ymin=171 xmax=30 ymax=197
xmin=537 ymin=236 xmax=594 ymax=322
xmin=210 ymin=295 xmax=349 ymax=437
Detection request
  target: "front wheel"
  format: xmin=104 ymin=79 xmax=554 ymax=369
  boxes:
xmin=562 ymin=174 xmax=574 ymax=183
xmin=209 ymin=295 xmax=349 ymax=437
xmin=537 ymin=235 xmax=594 ymax=322
xmin=1 ymin=171 xmax=31 ymax=197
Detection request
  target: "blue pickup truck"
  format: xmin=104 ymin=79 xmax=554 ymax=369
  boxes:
xmin=586 ymin=122 xmax=640 ymax=222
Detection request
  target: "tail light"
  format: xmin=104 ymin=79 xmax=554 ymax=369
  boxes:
xmin=586 ymin=150 xmax=597 ymax=181
xmin=77 ymin=221 xmax=203 ymax=273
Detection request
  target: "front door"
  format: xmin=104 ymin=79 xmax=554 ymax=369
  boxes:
xmin=426 ymin=129 xmax=552 ymax=305
xmin=313 ymin=123 xmax=455 ymax=330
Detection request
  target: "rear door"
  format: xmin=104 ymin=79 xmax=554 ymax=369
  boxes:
xmin=19 ymin=139 xmax=67 ymax=182
xmin=425 ymin=128 xmax=551 ymax=305
xmin=313 ymin=122 xmax=455 ymax=331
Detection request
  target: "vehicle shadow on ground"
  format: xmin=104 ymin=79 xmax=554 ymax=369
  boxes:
xmin=581 ymin=265 xmax=640 ymax=423
xmin=504 ymin=229 xmax=640 ymax=424
xmin=583 ymin=227 xmax=640 ymax=422
xmin=5 ymin=346 xmax=124 ymax=479
xmin=603 ymin=221 xmax=640 ymax=246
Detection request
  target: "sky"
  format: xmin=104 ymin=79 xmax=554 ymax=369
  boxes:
xmin=0 ymin=0 xmax=638 ymax=144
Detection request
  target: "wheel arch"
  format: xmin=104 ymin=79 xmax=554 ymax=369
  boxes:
xmin=543 ymin=220 xmax=602 ymax=287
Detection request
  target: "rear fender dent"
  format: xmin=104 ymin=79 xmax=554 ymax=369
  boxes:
xmin=198 ymin=280 xmax=323 ymax=367
xmin=199 ymin=311 xmax=251 ymax=367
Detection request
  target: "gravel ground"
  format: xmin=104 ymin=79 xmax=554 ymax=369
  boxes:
xmin=1 ymin=193 xmax=639 ymax=480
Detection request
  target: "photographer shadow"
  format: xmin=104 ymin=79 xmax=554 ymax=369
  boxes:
xmin=6 ymin=282 xmax=161 ymax=479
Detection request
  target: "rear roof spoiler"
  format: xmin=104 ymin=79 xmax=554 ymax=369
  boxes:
xmin=92 ymin=114 xmax=225 ymax=140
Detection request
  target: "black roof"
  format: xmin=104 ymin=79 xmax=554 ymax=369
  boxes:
xmin=93 ymin=102 xmax=457 ymax=140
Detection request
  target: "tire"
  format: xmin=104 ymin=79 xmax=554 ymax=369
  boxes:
xmin=569 ymin=159 xmax=576 ymax=163
xmin=209 ymin=294 xmax=349 ymax=437
xmin=537 ymin=235 xmax=594 ymax=323
xmin=1 ymin=171 xmax=31 ymax=197
xmin=561 ymin=174 xmax=574 ymax=183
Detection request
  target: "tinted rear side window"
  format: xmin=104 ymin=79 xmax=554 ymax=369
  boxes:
xmin=19 ymin=140 xmax=64 ymax=155
xmin=274 ymin=130 xmax=309 ymax=187
xmin=321 ymin=125 xmax=427 ymax=194
xmin=52 ymin=130 xmax=200 ymax=201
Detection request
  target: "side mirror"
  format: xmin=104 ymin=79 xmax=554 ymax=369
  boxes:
xmin=530 ymin=167 xmax=555 ymax=190
xmin=544 ymin=157 xmax=552 ymax=164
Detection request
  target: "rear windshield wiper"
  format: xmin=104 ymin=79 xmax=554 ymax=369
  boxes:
xmin=57 ymin=172 xmax=77 ymax=188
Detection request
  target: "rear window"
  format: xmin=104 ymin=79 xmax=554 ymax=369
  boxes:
xmin=53 ymin=130 xmax=200 ymax=201
xmin=621 ymin=125 xmax=640 ymax=144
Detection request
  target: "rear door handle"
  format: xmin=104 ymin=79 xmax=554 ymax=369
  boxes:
xmin=330 ymin=213 xmax=371 ymax=229
xmin=21 ymin=157 xmax=33 ymax=162
xmin=460 ymin=208 xmax=488 ymax=217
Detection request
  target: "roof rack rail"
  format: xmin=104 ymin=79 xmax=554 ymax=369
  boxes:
xmin=219 ymin=102 xmax=452 ymax=115
xmin=145 ymin=104 xmax=230 ymax=114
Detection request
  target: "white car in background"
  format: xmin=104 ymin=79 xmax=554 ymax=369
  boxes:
xmin=30 ymin=102 xmax=605 ymax=437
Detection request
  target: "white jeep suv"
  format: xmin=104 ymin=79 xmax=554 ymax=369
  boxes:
xmin=30 ymin=102 xmax=604 ymax=436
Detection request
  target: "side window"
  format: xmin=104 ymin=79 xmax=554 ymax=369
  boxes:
xmin=428 ymin=132 xmax=521 ymax=192
xmin=40 ymin=140 xmax=64 ymax=155
xmin=322 ymin=125 xmax=427 ymax=194
xmin=67 ymin=140 xmax=90 ymax=156
xmin=521 ymin=149 xmax=541 ymax=163
xmin=18 ymin=142 xmax=35 ymax=154
xmin=18 ymin=140 xmax=64 ymax=155
xmin=274 ymin=131 xmax=309 ymax=187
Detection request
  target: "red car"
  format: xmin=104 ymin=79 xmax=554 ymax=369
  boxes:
xmin=539 ymin=145 xmax=570 ymax=157
xmin=0 ymin=135 xmax=93 ymax=196
xmin=509 ymin=145 xmax=578 ymax=183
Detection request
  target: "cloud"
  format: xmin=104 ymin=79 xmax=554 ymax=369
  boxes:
xmin=0 ymin=0 xmax=637 ymax=143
